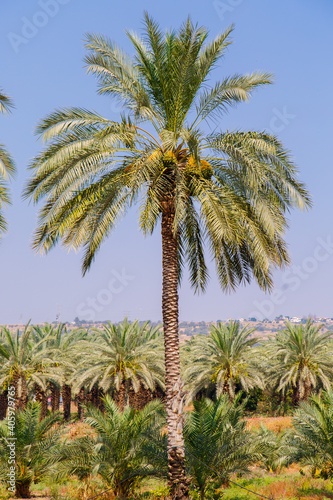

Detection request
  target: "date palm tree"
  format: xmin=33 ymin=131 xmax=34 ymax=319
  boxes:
xmin=60 ymin=396 xmax=164 ymax=499
xmin=0 ymin=324 xmax=38 ymax=411
xmin=0 ymin=402 xmax=62 ymax=498
xmin=185 ymin=321 xmax=264 ymax=401
xmin=184 ymin=396 xmax=262 ymax=499
xmin=288 ymin=390 xmax=333 ymax=478
xmin=0 ymin=90 xmax=15 ymax=236
xmin=24 ymin=14 xmax=311 ymax=498
xmin=72 ymin=319 xmax=164 ymax=410
xmin=266 ymin=320 xmax=333 ymax=405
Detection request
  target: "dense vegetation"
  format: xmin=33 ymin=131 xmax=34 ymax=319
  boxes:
xmin=1 ymin=319 xmax=333 ymax=499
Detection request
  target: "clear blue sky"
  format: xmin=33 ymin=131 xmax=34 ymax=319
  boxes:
xmin=1 ymin=0 xmax=332 ymax=324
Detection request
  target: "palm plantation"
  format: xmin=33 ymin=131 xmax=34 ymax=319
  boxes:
xmin=24 ymin=15 xmax=311 ymax=498
xmin=185 ymin=321 xmax=263 ymax=401
xmin=0 ymin=90 xmax=15 ymax=237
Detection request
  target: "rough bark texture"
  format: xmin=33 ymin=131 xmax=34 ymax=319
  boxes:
xmin=0 ymin=390 xmax=8 ymax=420
xmin=161 ymin=206 xmax=189 ymax=500
xmin=114 ymin=381 xmax=127 ymax=411
xmin=15 ymin=480 xmax=31 ymax=498
xmin=62 ymin=384 xmax=72 ymax=421
xmin=50 ymin=382 xmax=60 ymax=412
xmin=14 ymin=374 xmax=28 ymax=411
xmin=34 ymin=383 xmax=48 ymax=419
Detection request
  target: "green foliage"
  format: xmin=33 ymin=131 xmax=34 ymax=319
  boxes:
xmin=289 ymin=390 xmax=333 ymax=478
xmin=265 ymin=320 xmax=333 ymax=404
xmin=0 ymin=402 xmax=62 ymax=496
xmin=0 ymin=90 xmax=15 ymax=236
xmin=53 ymin=396 xmax=165 ymax=499
xmin=184 ymin=321 xmax=264 ymax=400
xmin=184 ymin=396 xmax=263 ymax=499
xmin=24 ymin=15 xmax=310 ymax=291
xmin=72 ymin=318 xmax=164 ymax=399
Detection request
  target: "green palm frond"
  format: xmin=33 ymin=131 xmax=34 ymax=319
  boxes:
xmin=25 ymin=15 xmax=310 ymax=294
xmin=265 ymin=320 xmax=333 ymax=403
xmin=0 ymin=90 xmax=15 ymax=237
xmin=184 ymin=320 xmax=264 ymax=401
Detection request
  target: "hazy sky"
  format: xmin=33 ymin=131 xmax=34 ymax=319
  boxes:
xmin=1 ymin=0 xmax=332 ymax=325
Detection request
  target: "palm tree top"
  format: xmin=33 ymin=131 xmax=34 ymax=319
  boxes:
xmin=25 ymin=14 xmax=311 ymax=292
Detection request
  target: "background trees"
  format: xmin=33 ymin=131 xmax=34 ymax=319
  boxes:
xmin=185 ymin=321 xmax=264 ymax=401
xmin=72 ymin=319 xmax=165 ymax=411
xmin=265 ymin=320 xmax=333 ymax=405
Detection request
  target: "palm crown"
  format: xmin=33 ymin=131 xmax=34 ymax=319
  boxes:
xmin=24 ymin=15 xmax=310 ymax=288
xmin=266 ymin=320 xmax=333 ymax=404
xmin=184 ymin=320 xmax=263 ymax=400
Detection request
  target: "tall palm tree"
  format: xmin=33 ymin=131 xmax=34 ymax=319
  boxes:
xmin=24 ymin=15 xmax=311 ymax=498
xmin=185 ymin=321 xmax=264 ymax=401
xmin=0 ymin=90 xmax=15 ymax=236
xmin=73 ymin=319 xmax=164 ymax=410
xmin=266 ymin=320 xmax=333 ymax=405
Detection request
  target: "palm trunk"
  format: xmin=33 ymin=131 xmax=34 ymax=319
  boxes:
xmin=34 ymin=383 xmax=48 ymax=419
xmin=114 ymin=381 xmax=127 ymax=411
xmin=50 ymin=382 xmax=60 ymax=412
xmin=161 ymin=206 xmax=189 ymax=500
xmin=77 ymin=386 xmax=86 ymax=420
xmin=17 ymin=375 xmax=28 ymax=411
xmin=15 ymin=479 xmax=31 ymax=498
xmin=0 ymin=390 xmax=8 ymax=419
xmin=62 ymin=383 xmax=71 ymax=421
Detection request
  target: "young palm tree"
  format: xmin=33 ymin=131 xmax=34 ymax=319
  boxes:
xmin=184 ymin=396 xmax=262 ymax=499
xmin=72 ymin=319 xmax=164 ymax=410
xmin=289 ymin=390 xmax=333 ymax=478
xmin=24 ymin=15 xmax=311 ymax=498
xmin=0 ymin=90 xmax=15 ymax=236
xmin=82 ymin=396 xmax=163 ymax=499
xmin=266 ymin=320 xmax=333 ymax=405
xmin=0 ymin=402 xmax=62 ymax=498
xmin=185 ymin=321 xmax=264 ymax=401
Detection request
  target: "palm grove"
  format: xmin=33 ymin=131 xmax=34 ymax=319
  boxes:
xmin=0 ymin=14 xmax=315 ymax=500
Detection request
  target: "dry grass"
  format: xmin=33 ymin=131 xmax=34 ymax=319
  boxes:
xmin=246 ymin=416 xmax=293 ymax=432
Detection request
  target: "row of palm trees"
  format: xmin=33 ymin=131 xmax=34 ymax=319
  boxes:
xmin=1 ymin=318 xmax=333 ymax=422
xmin=1 ymin=390 xmax=333 ymax=499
